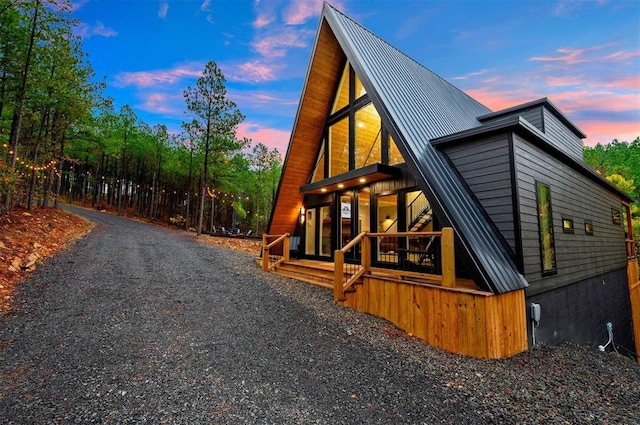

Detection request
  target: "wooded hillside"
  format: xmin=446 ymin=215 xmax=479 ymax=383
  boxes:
xmin=0 ymin=0 xmax=282 ymax=235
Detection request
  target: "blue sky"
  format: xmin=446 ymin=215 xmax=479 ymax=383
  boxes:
xmin=71 ymin=0 xmax=640 ymax=153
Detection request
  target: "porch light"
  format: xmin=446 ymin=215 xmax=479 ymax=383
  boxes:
xmin=359 ymin=178 xmax=366 ymax=183
xmin=338 ymin=183 xmax=344 ymax=188
xmin=300 ymin=207 xmax=305 ymax=224
xmin=321 ymin=188 xmax=327 ymax=192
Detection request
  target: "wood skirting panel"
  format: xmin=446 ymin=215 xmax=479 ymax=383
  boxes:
xmin=627 ymin=259 xmax=640 ymax=363
xmin=341 ymin=277 xmax=527 ymax=359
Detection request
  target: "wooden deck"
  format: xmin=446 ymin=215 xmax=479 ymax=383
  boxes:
xmin=266 ymin=258 xmax=528 ymax=359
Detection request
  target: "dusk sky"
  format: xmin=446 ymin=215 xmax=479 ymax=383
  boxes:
xmin=71 ymin=0 xmax=640 ymax=154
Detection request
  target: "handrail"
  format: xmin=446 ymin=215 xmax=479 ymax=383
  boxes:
xmin=262 ymin=233 xmax=290 ymax=271
xmin=266 ymin=233 xmax=289 ymax=249
xmin=340 ymin=231 xmax=368 ymax=252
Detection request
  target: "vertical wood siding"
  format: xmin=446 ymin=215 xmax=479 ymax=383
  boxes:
xmin=514 ymin=134 xmax=627 ymax=296
xmin=442 ymin=135 xmax=516 ymax=253
xmin=341 ymin=277 xmax=527 ymax=358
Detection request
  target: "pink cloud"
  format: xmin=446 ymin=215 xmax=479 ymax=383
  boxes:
xmin=138 ymin=93 xmax=183 ymax=115
xmin=464 ymin=87 xmax=539 ymax=112
xmin=251 ymin=27 xmax=311 ymax=57
xmin=283 ymin=0 xmax=324 ymax=25
xmin=114 ymin=65 xmax=203 ymax=88
xmin=158 ymin=2 xmax=169 ymax=19
xmin=601 ymin=76 xmax=640 ymax=90
xmin=548 ymin=91 xmax=639 ymax=114
xmin=227 ymin=60 xmax=285 ymax=83
xmin=580 ymin=120 xmax=640 ymax=146
xmin=237 ymin=122 xmax=291 ymax=154
xmin=283 ymin=0 xmax=346 ymax=24
xmin=530 ymin=43 xmax=637 ymax=66
xmin=74 ymin=21 xmax=118 ymax=39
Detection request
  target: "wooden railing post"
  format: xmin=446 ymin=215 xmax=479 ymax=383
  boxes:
xmin=441 ymin=227 xmax=455 ymax=287
xmin=284 ymin=233 xmax=290 ymax=262
xmin=334 ymin=250 xmax=345 ymax=301
xmin=362 ymin=234 xmax=371 ymax=270
xmin=262 ymin=234 xmax=269 ymax=271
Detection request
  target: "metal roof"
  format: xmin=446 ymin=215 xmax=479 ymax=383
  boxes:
xmin=323 ymin=3 xmax=528 ymax=293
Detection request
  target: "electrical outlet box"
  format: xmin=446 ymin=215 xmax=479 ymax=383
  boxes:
xmin=530 ymin=303 xmax=541 ymax=324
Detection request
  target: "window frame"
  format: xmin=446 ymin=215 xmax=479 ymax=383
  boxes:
xmin=535 ymin=181 xmax=557 ymax=276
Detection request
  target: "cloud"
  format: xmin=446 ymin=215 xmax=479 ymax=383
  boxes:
xmin=114 ymin=65 xmax=204 ymax=88
xmin=69 ymin=0 xmax=89 ymax=12
xmin=282 ymin=0 xmax=346 ymax=25
xmin=237 ymin=122 xmax=291 ymax=153
xmin=579 ymin=120 xmax=640 ymax=146
xmin=225 ymin=60 xmax=285 ymax=83
xmin=529 ymin=43 xmax=632 ymax=65
xmin=74 ymin=21 xmax=118 ymax=39
xmin=450 ymin=69 xmax=493 ymax=81
xmin=200 ymin=0 xmax=211 ymax=11
xmin=137 ymin=92 xmax=183 ymax=115
xmin=251 ymin=27 xmax=312 ymax=57
xmin=158 ymin=2 xmax=169 ymax=19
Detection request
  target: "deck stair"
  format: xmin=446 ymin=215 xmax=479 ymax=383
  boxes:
xmin=271 ymin=259 xmax=364 ymax=290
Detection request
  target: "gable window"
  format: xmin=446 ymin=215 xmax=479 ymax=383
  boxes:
xmin=312 ymin=61 xmax=405 ymax=182
xmin=355 ymin=103 xmax=382 ymax=168
xmin=536 ymin=182 xmax=556 ymax=275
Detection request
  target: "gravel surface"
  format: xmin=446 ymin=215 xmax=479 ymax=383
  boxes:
xmin=1 ymin=206 xmax=639 ymax=424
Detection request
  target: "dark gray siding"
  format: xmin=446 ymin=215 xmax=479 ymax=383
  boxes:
xmin=441 ymin=134 xmax=516 ymax=254
xmin=526 ymin=268 xmax=633 ymax=350
xmin=520 ymin=107 xmax=543 ymax=132
xmin=514 ymin=134 xmax=627 ymax=296
xmin=542 ymin=106 xmax=583 ymax=161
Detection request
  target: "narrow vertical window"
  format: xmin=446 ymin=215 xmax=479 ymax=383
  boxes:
xmin=536 ymin=182 xmax=556 ymax=274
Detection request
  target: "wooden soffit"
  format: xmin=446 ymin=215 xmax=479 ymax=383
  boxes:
xmin=268 ymin=19 xmax=345 ymax=235
xmin=300 ymin=163 xmax=401 ymax=194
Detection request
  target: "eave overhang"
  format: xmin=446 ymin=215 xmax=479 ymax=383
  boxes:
xmin=433 ymin=115 xmax=633 ymax=202
xmin=300 ymin=163 xmax=401 ymax=194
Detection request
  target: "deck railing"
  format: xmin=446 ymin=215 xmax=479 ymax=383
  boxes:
xmin=333 ymin=232 xmax=369 ymax=300
xmin=261 ymin=233 xmax=290 ymax=271
xmin=627 ymin=238 xmax=637 ymax=260
xmin=334 ymin=228 xmax=455 ymax=301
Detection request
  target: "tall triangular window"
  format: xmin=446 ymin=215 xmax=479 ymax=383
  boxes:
xmin=308 ymin=61 xmax=406 ymax=183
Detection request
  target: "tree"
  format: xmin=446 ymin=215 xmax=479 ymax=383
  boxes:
xmin=183 ymin=60 xmax=244 ymax=236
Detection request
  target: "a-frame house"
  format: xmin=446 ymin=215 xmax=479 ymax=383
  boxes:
xmin=263 ymin=3 xmax=639 ymax=359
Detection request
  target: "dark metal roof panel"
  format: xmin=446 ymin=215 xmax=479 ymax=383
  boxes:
xmin=323 ymin=4 xmax=528 ymax=293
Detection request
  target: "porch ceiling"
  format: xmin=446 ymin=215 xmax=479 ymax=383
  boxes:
xmin=300 ymin=163 xmax=401 ymax=194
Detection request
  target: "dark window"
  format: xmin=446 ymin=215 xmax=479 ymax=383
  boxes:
xmin=536 ymin=182 xmax=556 ymax=275
xmin=562 ymin=218 xmax=574 ymax=233
xmin=584 ymin=221 xmax=594 ymax=236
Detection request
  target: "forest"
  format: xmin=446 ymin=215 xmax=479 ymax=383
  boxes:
xmin=0 ymin=0 xmax=282 ymax=235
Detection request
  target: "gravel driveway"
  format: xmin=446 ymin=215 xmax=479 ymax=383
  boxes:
xmin=1 ymin=206 xmax=639 ymax=424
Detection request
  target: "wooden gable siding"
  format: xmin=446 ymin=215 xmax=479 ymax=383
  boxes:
xmin=269 ymin=20 xmax=345 ymax=235
xmin=441 ymin=134 xmax=517 ymax=255
xmin=541 ymin=106 xmax=584 ymax=162
xmin=514 ymin=134 xmax=628 ymax=296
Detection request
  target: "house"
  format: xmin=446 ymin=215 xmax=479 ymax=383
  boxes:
xmin=263 ymin=3 xmax=639 ymax=359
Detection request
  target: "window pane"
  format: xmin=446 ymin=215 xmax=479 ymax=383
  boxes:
xmin=389 ymin=136 xmax=404 ymax=165
xmin=328 ymin=118 xmax=349 ymax=177
xmin=377 ymin=193 xmax=398 ymax=263
xmin=331 ymin=62 xmax=350 ymax=113
xmin=310 ymin=139 xmax=325 ymax=183
xmin=536 ymin=182 xmax=556 ymax=273
xmin=354 ymin=103 xmax=381 ymax=168
xmin=406 ymin=190 xmax=431 ymax=232
xmin=354 ymin=72 xmax=366 ymax=99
